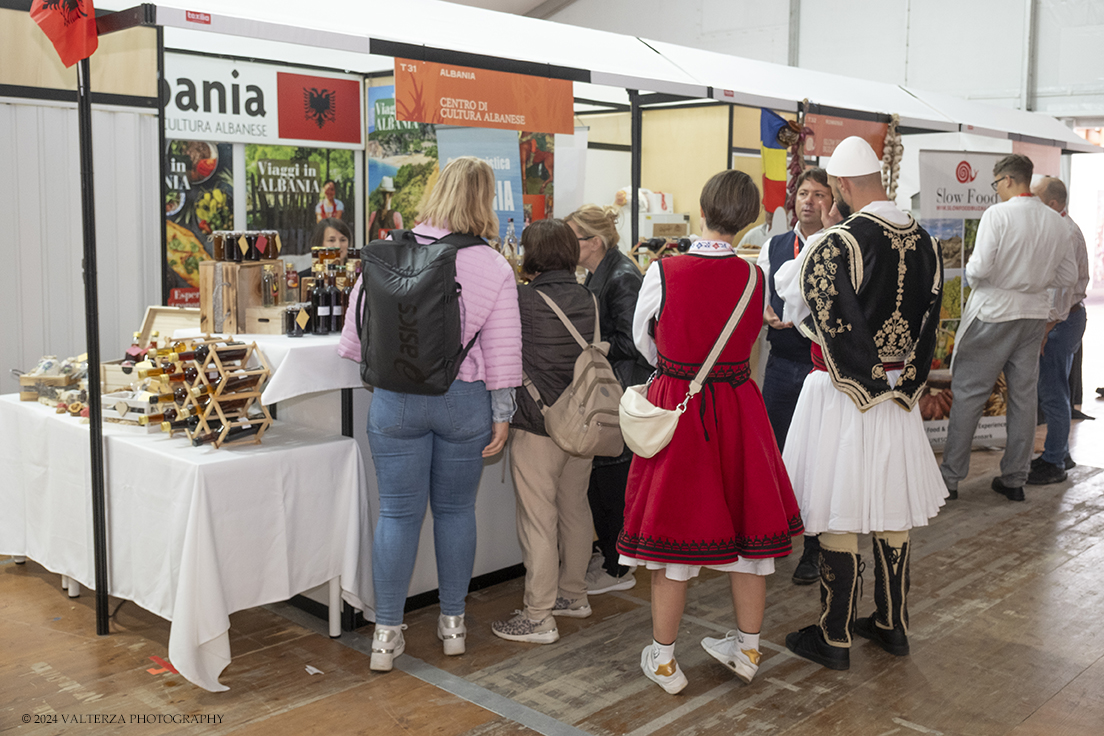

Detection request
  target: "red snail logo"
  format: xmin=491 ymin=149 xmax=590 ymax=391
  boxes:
xmin=956 ymin=161 xmax=978 ymax=183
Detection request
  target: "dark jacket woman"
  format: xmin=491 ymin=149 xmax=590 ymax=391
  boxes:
xmin=511 ymin=271 xmax=597 ymax=436
xmin=584 ymin=247 xmax=653 ymax=390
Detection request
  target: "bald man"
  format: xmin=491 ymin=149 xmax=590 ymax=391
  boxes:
xmin=1028 ymin=177 xmax=1090 ymax=484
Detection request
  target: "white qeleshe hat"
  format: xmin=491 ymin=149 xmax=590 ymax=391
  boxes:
xmin=380 ymin=176 xmax=396 ymax=192
xmin=826 ymin=137 xmax=882 ymax=177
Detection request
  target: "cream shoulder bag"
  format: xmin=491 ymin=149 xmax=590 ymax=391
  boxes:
xmin=618 ymin=265 xmax=759 ymax=458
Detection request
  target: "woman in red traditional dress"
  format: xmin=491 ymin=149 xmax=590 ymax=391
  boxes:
xmin=618 ymin=169 xmax=804 ymax=694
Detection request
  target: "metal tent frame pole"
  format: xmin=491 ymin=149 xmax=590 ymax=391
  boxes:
xmin=76 ymin=56 xmax=111 ymax=635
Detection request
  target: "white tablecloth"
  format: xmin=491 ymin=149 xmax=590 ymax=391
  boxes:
xmin=0 ymin=395 xmax=374 ymax=692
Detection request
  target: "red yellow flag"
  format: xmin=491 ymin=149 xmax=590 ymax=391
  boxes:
xmin=30 ymin=0 xmax=99 ymax=69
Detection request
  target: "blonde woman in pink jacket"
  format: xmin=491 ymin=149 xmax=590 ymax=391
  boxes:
xmin=338 ymin=157 xmax=522 ymax=672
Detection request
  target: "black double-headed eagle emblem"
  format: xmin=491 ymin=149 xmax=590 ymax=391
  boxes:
xmin=41 ymin=0 xmax=88 ymax=26
xmin=304 ymin=88 xmax=336 ymax=129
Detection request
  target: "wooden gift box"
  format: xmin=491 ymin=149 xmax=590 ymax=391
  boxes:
xmin=245 ymin=306 xmax=286 ymax=335
xmin=200 ymin=261 xmax=285 ymax=335
xmin=18 ymin=373 xmax=79 ymax=402
xmin=102 ymin=392 xmax=160 ymax=433
xmin=100 ymin=306 xmax=200 ymax=393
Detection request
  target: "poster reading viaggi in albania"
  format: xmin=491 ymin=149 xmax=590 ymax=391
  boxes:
xmin=918 ymin=150 xmax=1007 ymax=448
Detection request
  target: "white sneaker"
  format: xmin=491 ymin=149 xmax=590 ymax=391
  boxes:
xmin=640 ymin=645 xmax=688 ymax=694
xmin=370 ymin=623 xmax=407 ymax=672
xmin=701 ymin=631 xmax=761 ymax=684
xmin=438 ymin=614 xmax=466 ymax=656
xmin=551 ymin=596 xmax=592 ymax=619
xmin=586 ymin=567 xmax=636 ymax=595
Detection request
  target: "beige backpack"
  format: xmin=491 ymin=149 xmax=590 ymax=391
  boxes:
xmin=522 ymin=290 xmax=624 ymax=457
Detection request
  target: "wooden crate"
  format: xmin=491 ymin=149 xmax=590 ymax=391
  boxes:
xmin=18 ymin=373 xmax=79 ymax=401
xmin=244 ymin=306 xmax=286 ymax=335
xmin=199 ymin=262 xmax=274 ymax=335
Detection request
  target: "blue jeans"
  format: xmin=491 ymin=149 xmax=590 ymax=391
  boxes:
xmin=762 ymin=352 xmax=812 ymax=452
xmin=1038 ymin=306 xmax=1087 ymax=464
xmin=367 ymin=380 xmax=492 ymax=625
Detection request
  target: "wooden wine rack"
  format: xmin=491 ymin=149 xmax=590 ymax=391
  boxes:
xmin=153 ymin=335 xmax=272 ymax=448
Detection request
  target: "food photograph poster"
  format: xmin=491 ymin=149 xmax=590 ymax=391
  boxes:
xmin=165 ymin=140 xmax=234 ymax=306
xmin=367 ymin=84 xmax=439 ymax=242
xmin=918 ymin=150 xmax=1007 ymax=447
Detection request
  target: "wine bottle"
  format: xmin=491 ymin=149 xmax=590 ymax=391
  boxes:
xmin=154 ymin=341 xmax=191 ymax=357
xmin=326 ymin=265 xmax=343 ymax=332
xmin=160 ymin=416 xmax=200 ymax=432
xmin=137 ymin=362 xmax=177 ymax=379
xmin=138 ymin=407 xmax=178 ymax=425
xmin=189 ymin=373 xmax=263 ymax=398
xmin=262 ymin=265 xmax=278 ymax=307
xmin=170 ymin=342 xmax=247 ymax=364
xmin=311 ymin=265 xmax=330 ymax=335
xmin=192 ymin=422 xmax=263 ymax=447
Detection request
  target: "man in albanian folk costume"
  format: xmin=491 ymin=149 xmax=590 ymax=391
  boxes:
xmin=774 ymin=136 xmax=947 ymax=670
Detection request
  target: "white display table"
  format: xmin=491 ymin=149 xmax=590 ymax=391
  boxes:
xmin=234 ymin=333 xmax=524 ymax=600
xmin=0 ymin=395 xmax=372 ymax=692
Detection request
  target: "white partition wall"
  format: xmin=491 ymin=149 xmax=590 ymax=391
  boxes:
xmin=0 ymin=101 xmax=161 ymax=396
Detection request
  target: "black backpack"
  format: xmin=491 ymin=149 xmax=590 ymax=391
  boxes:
xmin=355 ymin=229 xmax=487 ymax=395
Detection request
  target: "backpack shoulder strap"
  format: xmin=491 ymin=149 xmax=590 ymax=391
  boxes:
xmin=436 ymin=232 xmax=487 ymax=249
xmin=534 ymin=289 xmax=589 ymax=349
xmin=521 ymin=373 xmax=548 ymax=414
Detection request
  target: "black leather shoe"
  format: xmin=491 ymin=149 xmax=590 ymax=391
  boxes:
xmin=946 ymin=487 xmax=958 ymax=500
xmin=854 ymin=615 xmax=910 ymax=656
xmin=1071 ymin=409 xmax=1094 ymax=421
xmin=1027 ymin=460 xmax=1067 ymax=485
xmin=991 ymin=477 xmax=1025 ymax=501
xmin=792 ymin=539 xmax=820 ymax=585
xmin=785 ymin=625 xmax=849 ymax=670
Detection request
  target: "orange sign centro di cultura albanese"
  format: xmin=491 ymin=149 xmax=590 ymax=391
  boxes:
xmin=394 ymin=58 xmax=574 ymax=135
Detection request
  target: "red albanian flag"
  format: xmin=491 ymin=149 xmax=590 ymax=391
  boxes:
xmin=31 ymin=0 xmax=99 ymax=68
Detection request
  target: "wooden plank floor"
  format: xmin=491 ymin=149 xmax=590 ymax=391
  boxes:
xmin=3 ymin=298 xmax=1103 ymax=736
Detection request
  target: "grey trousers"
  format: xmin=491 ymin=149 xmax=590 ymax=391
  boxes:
xmin=940 ymin=318 xmax=1046 ymax=490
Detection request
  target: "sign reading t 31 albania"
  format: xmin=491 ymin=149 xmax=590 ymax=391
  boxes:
xmin=162 ymin=53 xmax=363 ymax=148
xmin=394 ymin=58 xmax=573 ymax=135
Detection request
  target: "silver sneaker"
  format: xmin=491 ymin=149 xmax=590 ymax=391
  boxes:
xmin=586 ymin=566 xmax=636 ymax=595
xmin=438 ymin=614 xmax=466 ymax=656
xmin=701 ymin=631 xmax=761 ymax=684
xmin=491 ymin=612 xmax=559 ymax=643
xmin=640 ymin=644 xmax=688 ymax=694
xmin=551 ymin=596 xmax=592 ymax=618
xmin=370 ymin=623 xmax=407 ymax=672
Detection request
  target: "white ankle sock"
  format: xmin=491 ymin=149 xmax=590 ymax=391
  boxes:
xmin=652 ymin=639 xmax=676 ymax=665
xmin=738 ymin=629 xmax=760 ymax=651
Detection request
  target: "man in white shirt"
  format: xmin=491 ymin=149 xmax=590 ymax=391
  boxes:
xmin=1028 ymin=177 xmax=1090 ymax=484
xmin=939 ymin=155 xmax=1078 ymax=502
xmin=756 ymin=167 xmax=832 ymax=585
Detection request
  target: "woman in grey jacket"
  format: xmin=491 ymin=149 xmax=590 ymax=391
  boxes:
xmin=492 ymin=219 xmax=598 ymax=644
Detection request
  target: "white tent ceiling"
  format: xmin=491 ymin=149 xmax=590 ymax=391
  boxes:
xmin=642 ymin=39 xmax=958 ymax=133
xmin=99 ymin=0 xmax=1098 ymax=151
xmin=902 ymin=87 xmax=1099 ymax=154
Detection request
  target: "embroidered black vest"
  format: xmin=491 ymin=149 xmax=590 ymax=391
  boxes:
xmin=797 ymin=211 xmax=943 ymax=412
